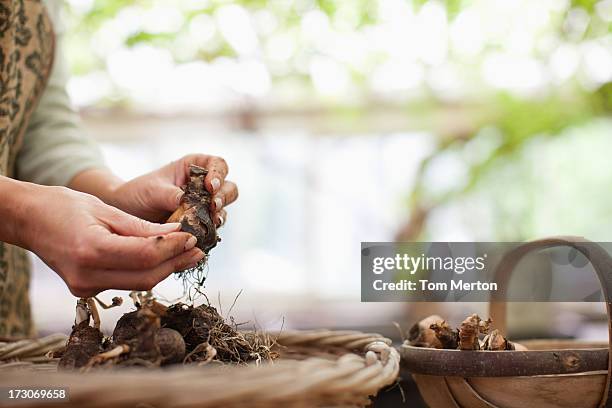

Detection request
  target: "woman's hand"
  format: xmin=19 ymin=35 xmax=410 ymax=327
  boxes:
xmin=6 ymin=180 xmax=204 ymax=297
xmin=78 ymin=154 xmax=238 ymax=226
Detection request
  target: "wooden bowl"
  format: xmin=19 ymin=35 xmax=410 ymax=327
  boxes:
xmin=401 ymin=238 xmax=612 ymax=408
xmin=403 ymin=340 xmax=607 ymax=408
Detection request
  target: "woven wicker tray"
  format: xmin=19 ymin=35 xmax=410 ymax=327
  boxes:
xmin=0 ymin=329 xmax=400 ymax=407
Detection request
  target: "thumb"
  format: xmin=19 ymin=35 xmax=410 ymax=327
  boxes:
xmin=153 ymin=184 xmax=184 ymax=213
xmin=109 ymin=209 xmax=182 ymax=237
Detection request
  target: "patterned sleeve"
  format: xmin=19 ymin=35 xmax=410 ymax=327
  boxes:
xmin=15 ymin=0 xmax=106 ymax=187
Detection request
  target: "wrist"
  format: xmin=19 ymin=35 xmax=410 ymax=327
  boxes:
xmin=68 ymin=168 xmax=124 ymax=207
xmin=0 ymin=177 xmax=39 ymax=248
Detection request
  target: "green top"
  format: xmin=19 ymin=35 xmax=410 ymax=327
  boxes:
xmin=16 ymin=0 xmax=105 ymax=187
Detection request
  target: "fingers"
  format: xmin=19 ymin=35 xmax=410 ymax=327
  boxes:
xmin=156 ymin=184 xmax=184 ymax=213
xmin=204 ymin=156 xmax=228 ymax=194
xmin=76 ymin=206 xmax=197 ymax=270
xmin=108 ymin=209 xmax=181 ymax=237
xmin=212 ymin=180 xmax=238 ymax=211
xmin=69 ymin=248 xmax=205 ymax=297
xmin=173 ymin=155 xmax=236 ymax=229
xmin=85 ymin=231 xmax=197 ymax=270
xmin=178 ymin=154 xmax=229 ymax=194
xmin=215 ymin=209 xmax=227 ymax=228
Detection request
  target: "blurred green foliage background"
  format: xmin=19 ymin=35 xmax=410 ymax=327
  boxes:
xmin=63 ymin=0 xmax=612 ymax=240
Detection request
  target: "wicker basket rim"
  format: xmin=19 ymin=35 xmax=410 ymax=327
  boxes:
xmin=0 ymin=329 xmax=400 ymax=408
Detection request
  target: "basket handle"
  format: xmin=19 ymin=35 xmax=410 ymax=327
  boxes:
xmin=488 ymin=236 xmax=612 ymax=408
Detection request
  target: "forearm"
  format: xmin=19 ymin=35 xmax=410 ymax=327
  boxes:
xmin=68 ymin=168 xmax=124 ymax=206
xmin=0 ymin=176 xmax=37 ymax=248
xmin=0 ymin=172 xmax=200 ymax=298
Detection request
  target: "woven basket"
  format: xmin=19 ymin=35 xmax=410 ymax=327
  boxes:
xmin=401 ymin=237 xmax=612 ymax=408
xmin=0 ymin=329 xmax=399 ymax=407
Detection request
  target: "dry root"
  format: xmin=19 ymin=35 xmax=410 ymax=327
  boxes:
xmin=111 ymin=307 xmax=163 ymax=365
xmin=161 ymin=303 xmax=277 ymax=365
xmin=167 ymin=165 xmax=221 ymax=295
xmin=429 ymin=320 xmax=459 ymax=349
xmin=459 ymin=314 xmax=487 ymax=350
xmin=59 ymin=298 xmax=107 ymax=370
xmin=156 ymin=328 xmax=186 ymax=365
xmin=84 ymin=345 xmax=130 ymax=370
xmin=482 ymin=329 xmax=511 ymax=350
xmin=168 ymin=164 xmax=220 ymax=256
xmin=61 ymin=294 xmax=277 ymax=371
xmin=407 ymin=315 xmax=460 ymax=349
xmin=407 ymin=315 xmax=444 ymax=348
xmin=58 ymin=321 xmax=104 ymax=370
xmin=482 ymin=329 xmax=526 ymax=351
xmin=408 ymin=314 xmax=526 ymax=352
